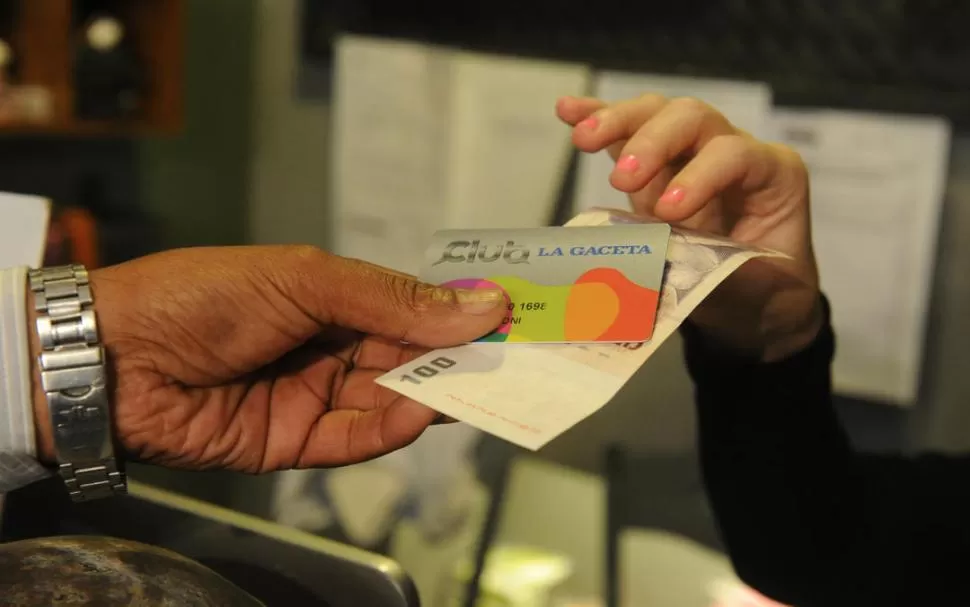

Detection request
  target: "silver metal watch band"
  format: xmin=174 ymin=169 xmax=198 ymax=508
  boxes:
xmin=29 ymin=264 xmax=126 ymax=502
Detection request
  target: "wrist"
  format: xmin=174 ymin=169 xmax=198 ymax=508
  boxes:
xmin=26 ymin=265 xmax=127 ymax=501
xmin=759 ymin=292 xmax=825 ymax=362
xmin=26 ymin=290 xmax=56 ymax=465
xmin=688 ymin=287 xmax=825 ymax=363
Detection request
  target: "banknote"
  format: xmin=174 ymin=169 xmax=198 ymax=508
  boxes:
xmin=375 ymin=208 xmax=788 ymax=450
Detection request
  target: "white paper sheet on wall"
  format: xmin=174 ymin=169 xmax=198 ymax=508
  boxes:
xmin=0 ymin=192 xmax=50 ymax=269
xmin=572 ymin=71 xmax=773 ymax=215
xmin=772 ymin=109 xmax=951 ymax=406
xmin=330 ymin=35 xmax=452 ymax=274
xmin=330 ymin=35 xmax=589 ymax=274
xmin=445 ymin=52 xmax=590 ymax=229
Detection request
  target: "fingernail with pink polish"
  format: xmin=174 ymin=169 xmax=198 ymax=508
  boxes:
xmin=578 ymin=116 xmax=598 ymax=130
xmin=616 ymin=155 xmax=640 ymax=173
xmin=659 ymin=186 xmax=686 ymax=204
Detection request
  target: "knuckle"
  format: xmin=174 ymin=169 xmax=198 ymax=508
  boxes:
xmin=284 ymin=245 xmax=334 ymax=292
xmin=635 ymin=92 xmax=667 ymax=108
xmin=669 ymin=97 xmax=734 ymax=134
xmin=386 ymin=272 xmax=450 ymax=313
xmin=773 ymin=142 xmax=808 ymax=168
xmin=262 ymin=244 xmax=328 ymax=292
xmin=632 ymin=136 xmax=671 ymax=166
xmin=772 ymin=142 xmax=811 ymax=183
xmin=604 ymin=94 xmax=666 ymax=127
xmin=288 ymin=244 xmax=327 ymax=268
xmin=385 ymin=272 xmax=419 ymax=309
xmin=668 ymin=96 xmax=713 ymax=117
xmin=709 ymin=133 xmax=751 ymax=157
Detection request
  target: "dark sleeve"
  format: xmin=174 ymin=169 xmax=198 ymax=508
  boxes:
xmin=681 ymin=296 xmax=970 ymax=606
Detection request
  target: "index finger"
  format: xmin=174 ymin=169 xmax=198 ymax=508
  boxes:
xmin=555 ymin=96 xmax=607 ymax=125
xmin=569 ymin=94 xmax=668 ymax=155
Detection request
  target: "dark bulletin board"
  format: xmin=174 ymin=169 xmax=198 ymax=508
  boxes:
xmin=298 ymin=0 xmax=970 ymax=128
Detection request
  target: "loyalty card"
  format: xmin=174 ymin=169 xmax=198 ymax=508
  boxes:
xmin=421 ymin=224 xmax=670 ymax=343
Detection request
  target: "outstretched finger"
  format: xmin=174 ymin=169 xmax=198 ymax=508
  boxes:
xmin=569 ymin=93 xmax=668 ymax=155
xmin=608 ymin=97 xmax=735 ymax=195
xmin=555 ymin=95 xmax=606 ymax=125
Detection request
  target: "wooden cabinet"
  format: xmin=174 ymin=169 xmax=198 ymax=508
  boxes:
xmin=3 ymin=0 xmax=182 ymax=136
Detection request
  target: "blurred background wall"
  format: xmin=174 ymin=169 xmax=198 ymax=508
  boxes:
xmin=5 ymin=1 xmax=970 ymax=604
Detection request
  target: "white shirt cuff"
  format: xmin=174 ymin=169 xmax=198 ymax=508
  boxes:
xmin=0 ymin=265 xmax=50 ymax=493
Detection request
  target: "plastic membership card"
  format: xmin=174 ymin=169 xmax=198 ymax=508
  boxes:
xmin=420 ymin=224 xmax=671 ymax=343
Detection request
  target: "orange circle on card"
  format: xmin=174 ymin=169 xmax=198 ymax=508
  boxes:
xmin=564 ymin=282 xmax=620 ymax=341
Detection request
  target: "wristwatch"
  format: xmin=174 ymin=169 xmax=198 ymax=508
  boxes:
xmin=29 ymin=264 xmax=126 ymax=502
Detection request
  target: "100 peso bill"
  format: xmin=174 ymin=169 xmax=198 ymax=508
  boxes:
xmin=375 ymin=208 xmax=788 ymax=450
